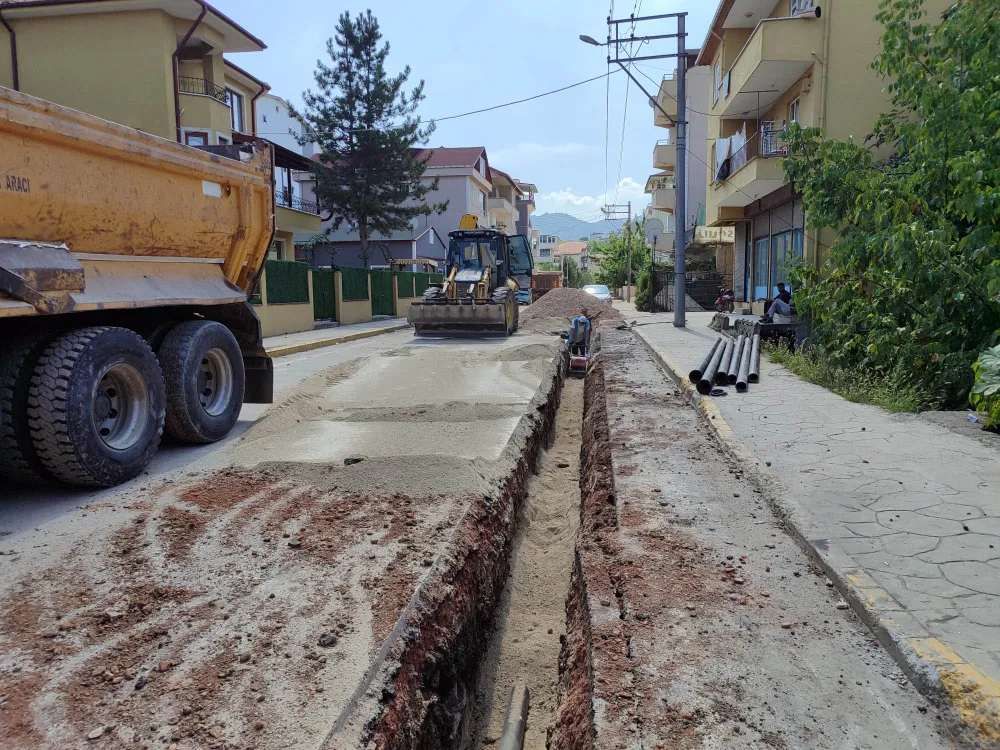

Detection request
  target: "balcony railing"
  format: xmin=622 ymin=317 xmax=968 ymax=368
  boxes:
xmin=276 ymin=189 xmax=319 ymax=215
xmin=178 ymin=76 xmax=227 ymax=104
xmin=714 ymin=122 xmax=787 ymax=183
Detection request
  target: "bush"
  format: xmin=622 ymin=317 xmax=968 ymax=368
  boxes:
xmin=635 ymin=270 xmax=652 ymax=312
xmin=970 ymin=344 xmax=1000 ymax=431
xmin=765 ymin=342 xmax=933 ymax=414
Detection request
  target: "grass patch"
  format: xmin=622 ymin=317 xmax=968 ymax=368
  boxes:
xmin=763 ymin=343 xmax=934 ymax=414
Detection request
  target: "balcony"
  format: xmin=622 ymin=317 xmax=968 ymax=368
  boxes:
xmin=178 ymin=76 xmax=227 ymax=104
xmin=710 ymin=126 xmax=787 ymax=209
xmin=276 ymin=189 xmax=319 ymax=216
xmin=653 ymin=139 xmax=676 ymax=170
xmin=714 ymin=17 xmax=823 ymax=119
xmin=487 ymin=196 xmax=516 ymax=218
xmin=650 ymin=75 xmax=678 ymax=128
xmin=651 ymin=183 xmax=675 ymax=213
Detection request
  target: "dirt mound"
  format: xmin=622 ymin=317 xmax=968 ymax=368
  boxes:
xmin=520 ymin=288 xmax=622 ymax=334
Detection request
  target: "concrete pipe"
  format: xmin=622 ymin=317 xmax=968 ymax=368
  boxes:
xmin=737 ymin=338 xmax=752 ymax=393
xmin=727 ymin=335 xmax=745 ymax=384
xmin=749 ymin=333 xmax=762 ymax=384
xmin=715 ymin=338 xmax=735 ymax=386
xmin=697 ymin=340 xmax=727 ymax=395
xmin=689 ymin=338 xmax=721 ymax=383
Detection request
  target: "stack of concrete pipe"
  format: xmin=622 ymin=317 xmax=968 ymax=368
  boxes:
xmin=690 ymin=333 xmax=761 ymax=395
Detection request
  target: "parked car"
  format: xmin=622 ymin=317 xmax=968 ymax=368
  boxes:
xmin=516 ymin=288 xmax=531 ymax=305
xmin=583 ymin=284 xmax=612 ymax=303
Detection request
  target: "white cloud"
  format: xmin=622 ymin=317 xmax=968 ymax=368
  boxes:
xmin=536 ymin=177 xmax=646 ymax=215
xmin=488 ymin=142 xmax=589 ymax=166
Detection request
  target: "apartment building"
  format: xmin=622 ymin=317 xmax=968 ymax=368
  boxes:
xmin=0 ymin=0 xmax=321 ymax=259
xmin=536 ymin=234 xmax=560 ymax=264
xmin=515 ymin=180 xmax=538 ymax=240
xmin=646 ymin=55 xmax=712 ymax=263
xmin=699 ymin=0 xmax=950 ymax=303
xmin=487 ymin=167 xmax=522 ymax=234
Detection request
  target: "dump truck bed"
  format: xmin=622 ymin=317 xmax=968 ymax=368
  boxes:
xmin=0 ymin=86 xmax=274 ymax=319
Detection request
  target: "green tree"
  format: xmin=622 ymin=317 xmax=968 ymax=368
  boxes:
xmin=563 ymin=258 xmax=594 ymax=288
xmin=782 ymin=0 xmax=1000 ymax=407
xmin=592 ymin=221 xmax=666 ymax=289
xmin=295 ymin=10 xmax=447 ymax=268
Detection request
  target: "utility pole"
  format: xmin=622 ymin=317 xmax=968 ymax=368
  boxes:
xmin=602 ymin=203 xmax=632 ymax=300
xmin=674 ymin=14 xmax=688 ymax=327
xmin=581 ymin=10 xmax=688 ymax=325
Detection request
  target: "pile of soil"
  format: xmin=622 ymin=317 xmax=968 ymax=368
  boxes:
xmin=520 ymin=288 xmax=622 ymax=334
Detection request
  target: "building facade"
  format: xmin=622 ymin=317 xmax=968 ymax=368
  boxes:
xmin=515 ymin=181 xmax=537 ymax=240
xmin=698 ymin=0 xmax=950 ymax=303
xmin=0 ymin=0 xmax=321 ymax=259
xmin=536 ymin=234 xmax=560 ymax=265
xmin=486 ymin=167 xmax=522 ymax=234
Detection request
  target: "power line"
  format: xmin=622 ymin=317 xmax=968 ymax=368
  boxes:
xmin=261 ymin=69 xmax=623 ymax=137
xmin=614 ymin=67 xmax=631 ymax=204
xmin=432 ymin=70 xmax=619 ymax=123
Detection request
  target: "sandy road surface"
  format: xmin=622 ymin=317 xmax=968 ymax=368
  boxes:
xmin=0 ymin=331 xmax=562 ymax=749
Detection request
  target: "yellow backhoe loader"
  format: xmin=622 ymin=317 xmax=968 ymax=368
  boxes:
xmin=408 ymin=215 xmax=534 ymax=335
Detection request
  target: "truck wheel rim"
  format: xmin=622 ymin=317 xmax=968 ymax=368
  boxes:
xmin=199 ymin=348 xmax=234 ymax=418
xmin=94 ymin=362 xmax=150 ymax=451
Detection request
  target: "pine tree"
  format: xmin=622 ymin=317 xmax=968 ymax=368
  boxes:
xmin=294 ymin=10 xmax=447 ymax=268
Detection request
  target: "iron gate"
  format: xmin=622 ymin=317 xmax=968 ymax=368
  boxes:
xmin=312 ymin=268 xmax=336 ymax=321
xmin=370 ymin=269 xmax=395 ymax=316
xmin=650 ymin=271 xmax=729 ymax=313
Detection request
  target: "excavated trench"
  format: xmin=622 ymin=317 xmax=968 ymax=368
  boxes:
xmin=462 ymin=378 xmax=585 ymax=749
xmin=322 ymin=346 xmax=600 ymax=750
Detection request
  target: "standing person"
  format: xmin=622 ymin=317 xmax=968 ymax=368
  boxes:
xmin=763 ymin=283 xmax=792 ymax=323
xmin=568 ymin=309 xmax=591 ymax=356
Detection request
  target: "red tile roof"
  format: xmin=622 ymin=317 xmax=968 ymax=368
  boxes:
xmin=411 ymin=146 xmax=486 ymax=169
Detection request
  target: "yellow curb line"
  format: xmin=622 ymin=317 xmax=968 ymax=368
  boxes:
xmin=265 ymin=323 xmax=409 ymax=358
xmin=632 ymin=325 xmax=1000 ymax=745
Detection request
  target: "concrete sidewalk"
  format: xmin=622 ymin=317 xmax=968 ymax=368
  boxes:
xmin=263 ymin=319 xmax=409 ymax=357
xmin=622 ymin=304 xmax=1000 ymax=747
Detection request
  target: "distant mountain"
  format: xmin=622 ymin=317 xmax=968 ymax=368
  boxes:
xmin=532 ymin=213 xmax=623 ymax=241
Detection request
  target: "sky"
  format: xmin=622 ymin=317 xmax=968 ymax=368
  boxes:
xmin=216 ymin=0 xmax=715 ymax=236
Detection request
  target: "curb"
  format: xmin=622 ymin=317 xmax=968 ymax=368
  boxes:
xmin=265 ymin=323 xmax=409 ymax=358
xmin=631 ymin=325 xmax=1000 ymax=749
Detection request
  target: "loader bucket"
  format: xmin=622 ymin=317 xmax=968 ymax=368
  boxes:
xmin=408 ymin=299 xmax=512 ymax=336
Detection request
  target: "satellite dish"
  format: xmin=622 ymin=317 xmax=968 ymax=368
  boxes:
xmin=644 ymin=219 xmax=664 ymax=243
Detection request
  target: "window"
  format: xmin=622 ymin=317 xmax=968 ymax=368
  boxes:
xmin=183 ymin=130 xmax=209 ymax=147
xmin=789 ymin=98 xmax=800 ymax=124
xmin=217 ymin=135 xmax=229 ymax=146
xmin=478 ymin=189 xmax=486 ymax=215
xmin=226 ymin=88 xmax=246 ymax=133
xmin=268 ymin=238 xmax=286 ymax=261
xmin=770 ymin=231 xmax=792 ymax=295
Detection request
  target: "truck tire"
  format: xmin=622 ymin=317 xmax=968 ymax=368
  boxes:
xmin=27 ymin=327 xmax=166 ymax=488
xmin=158 ymin=321 xmax=245 ymax=444
xmin=0 ymin=336 xmax=55 ymax=484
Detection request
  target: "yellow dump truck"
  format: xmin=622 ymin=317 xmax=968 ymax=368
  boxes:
xmin=0 ymin=87 xmax=276 ymax=488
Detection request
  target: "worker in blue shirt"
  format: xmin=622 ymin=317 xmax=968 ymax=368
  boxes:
xmin=568 ymin=309 xmax=591 ymax=356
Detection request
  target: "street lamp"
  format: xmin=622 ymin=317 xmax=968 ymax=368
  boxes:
xmin=579 ymin=34 xmax=603 ymax=46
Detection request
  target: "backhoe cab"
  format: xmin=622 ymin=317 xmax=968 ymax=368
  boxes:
xmin=408 ymin=215 xmax=534 ymax=336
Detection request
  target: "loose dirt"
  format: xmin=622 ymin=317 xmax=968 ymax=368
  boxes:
xmin=465 ymin=379 xmax=584 ymax=750
xmin=520 ymin=288 xmax=622 ymax=334
xmin=551 ymin=329 xmax=954 ymax=750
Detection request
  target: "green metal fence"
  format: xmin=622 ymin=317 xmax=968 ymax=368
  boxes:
xmin=339 ymin=266 xmax=369 ymax=301
xmin=265 ymin=259 xmax=310 ymax=305
xmin=430 ymin=273 xmax=444 ymax=285
xmin=370 ymin=269 xmax=394 ymax=316
xmin=395 ymin=271 xmax=416 ymax=298
xmin=312 ymin=268 xmax=336 ymax=320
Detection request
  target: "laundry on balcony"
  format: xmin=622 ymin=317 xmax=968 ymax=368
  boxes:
xmin=730 ymin=124 xmax=748 ymax=174
xmin=714 ymin=137 xmax=732 ymax=182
